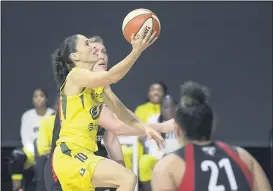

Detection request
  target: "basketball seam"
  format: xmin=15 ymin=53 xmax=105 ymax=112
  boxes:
xmin=123 ymin=13 xmax=152 ymax=35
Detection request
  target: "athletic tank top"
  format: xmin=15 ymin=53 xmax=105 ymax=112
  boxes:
xmin=56 ymin=68 xmax=104 ymax=152
xmin=175 ymin=141 xmax=253 ymax=191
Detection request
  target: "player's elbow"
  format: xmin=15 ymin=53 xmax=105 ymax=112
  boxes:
xmin=108 ymin=75 xmax=120 ymax=84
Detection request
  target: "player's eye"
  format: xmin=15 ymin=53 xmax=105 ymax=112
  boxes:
xmin=85 ymin=40 xmax=89 ymax=46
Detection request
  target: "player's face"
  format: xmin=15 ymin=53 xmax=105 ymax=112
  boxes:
xmin=148 ymin=84 xmax=164 ymax=104
xmin=91 ymin=42 xmax=109 ymax=72
xmin=33 ymin=89 xmax=47 ymax=109
xmin=161 ymin=99 xmax=177 ymax=121
xmin=72 ymin=35 xmax=99 ymax=69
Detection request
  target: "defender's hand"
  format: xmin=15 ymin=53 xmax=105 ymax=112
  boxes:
xmin=144 ymin=126 xmax=165 ymax=149
xmin=131 ymin=28 xmax=158 ymax=54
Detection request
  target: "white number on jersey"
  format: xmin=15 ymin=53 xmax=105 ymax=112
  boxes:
xmin=201 ymin=158 xmax=238 ymax=191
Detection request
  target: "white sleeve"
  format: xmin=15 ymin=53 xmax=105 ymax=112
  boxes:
xmin=20 ymin=112 xmax=34 ymax=153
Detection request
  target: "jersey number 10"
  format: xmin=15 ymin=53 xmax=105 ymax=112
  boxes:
xmin=201 ymin=158 xmax=238 ymax=191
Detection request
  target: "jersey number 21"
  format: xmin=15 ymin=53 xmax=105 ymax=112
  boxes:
xmin=201 ymin=158 xmax=238 ymax=191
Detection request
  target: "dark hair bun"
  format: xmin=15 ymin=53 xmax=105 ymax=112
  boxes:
xmin=180 ymin=81 xmax=209 ymax=105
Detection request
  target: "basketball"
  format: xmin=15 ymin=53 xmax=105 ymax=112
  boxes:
xmin=122 ymin=8 xmax=161 ymax=43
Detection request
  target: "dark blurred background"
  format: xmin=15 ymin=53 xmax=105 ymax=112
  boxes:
xmin=1 ymin=1 xmax=272 ymax=190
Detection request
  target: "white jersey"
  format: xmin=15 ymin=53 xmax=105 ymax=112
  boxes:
xmin=20 ymin=108 xmax=55 ymax=154
xmin=146 ymin=114 xmax=180 ymax=158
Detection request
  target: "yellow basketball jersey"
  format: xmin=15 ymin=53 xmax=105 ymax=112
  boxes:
xmin=56 ymin=68 xmax=104 ymax=152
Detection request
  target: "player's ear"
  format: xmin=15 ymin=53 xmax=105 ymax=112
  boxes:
xmin=70 ymin=53 xmax=79 ymax=62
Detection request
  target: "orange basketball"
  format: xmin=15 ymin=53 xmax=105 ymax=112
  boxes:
xmin=122 ymin=8 xmax=161 ymax=43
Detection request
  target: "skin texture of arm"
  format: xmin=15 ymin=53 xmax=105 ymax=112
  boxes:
xmin=103 ymin=130 xmax=125 ymax=166
xmin=99 ymin=104 xmax=143 ymax=135
xmin=69 ymin=49 xmax=141 ymax=89
xmin=103 ymin=86 xmax=145 ymax=130
xmin=237 ymin=147 xmax=272 ymax=191
xmin=99 ymin=104 xmax=175 ymax=136
xmin=99 ymin=104 xmax=164 ymax=148
xmin=151 ymin=154 xmax=181 ymax=191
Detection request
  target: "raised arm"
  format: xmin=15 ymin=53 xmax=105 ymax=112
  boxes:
xmin=68 ymin=30 xmax=157 ymax=89
xmin=103 ymin=130 xmax=125 ymax=166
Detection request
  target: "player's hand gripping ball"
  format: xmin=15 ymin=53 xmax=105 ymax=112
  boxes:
xmin=122 ymin=8 xmax=161 ymax=43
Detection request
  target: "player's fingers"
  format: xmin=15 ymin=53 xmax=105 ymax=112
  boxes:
xmin=130 ymin=33 xmax=135 ymax=43
xmin=155 ymin=133 xmax=164 ymax=149
xmin=147 ymin=37 xmax=158 ymax=47
xmin=147 ymin=31 xmax=156 ymax=44
xmin=147 ymin=133 xmax=152 ymax=140
xmin=139 ymin=27 xmax=146 ymax=39
xmin=156 ymin=139 xmax=165 ymax=150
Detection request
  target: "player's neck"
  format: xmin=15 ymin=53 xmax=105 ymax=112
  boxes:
xmin=35 ymin=107 xmax=47 ymax=116
xmin=183 ymin=139 xmax=212 ymax=146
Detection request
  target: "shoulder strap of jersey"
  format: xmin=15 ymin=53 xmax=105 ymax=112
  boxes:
xmin=177 ymin=144 xmax=195 ymax=191
xmin=216 ymin=141 xmax=253 ymax=189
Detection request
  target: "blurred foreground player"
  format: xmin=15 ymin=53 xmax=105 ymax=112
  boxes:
xmin=151 ymin=81 xmax=272 ymax=191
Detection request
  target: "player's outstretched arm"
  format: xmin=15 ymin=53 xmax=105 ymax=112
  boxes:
xmin=103 ymin=130 xmax=125 ymax=166
xmin=237 ymin=147 xmax=272 ymax=191
xmin=114 ymin=119 xmax=175 ymax=136
xmin=99 ymin=104 xmax=164 ymax=149
xmin=69 ymin=29 xmax=157 ymax=89
xmin=99 ymin=104 xmax=145 ymax=135
xmin=103 ymin=86 xmax=164 ymax=148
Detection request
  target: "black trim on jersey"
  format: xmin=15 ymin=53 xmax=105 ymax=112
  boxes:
xmin=173 ymin=147 xmax=185 ymax=160
xmin=61 ymin=95 xmax=67 ymax=120
xmin=60 ymin=142 xmax=72 ymax=157
xmin=50 ymin=105 xmax=61 ymax=154
xmin=80 ymin=94 xmax=85 ymax=108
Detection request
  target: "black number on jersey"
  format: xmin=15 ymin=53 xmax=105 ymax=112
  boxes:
xmin=201 ymin=158 xmax=238 ymax=191
xmin=74 ymin=152 xmax=88 ymax=163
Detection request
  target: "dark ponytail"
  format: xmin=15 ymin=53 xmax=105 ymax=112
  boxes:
xmin=51 ymin=35 xmax=78 ymax=88
xmin=52 ymin=49 xmax=70 ymax=88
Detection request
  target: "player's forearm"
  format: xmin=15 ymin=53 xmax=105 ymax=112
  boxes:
xmin=117 ymin=119 xmax=175 ymax=135
xmin=149 ymin=119 xmax=175 ymax=133
xmin=108 ymin=49 xmax=141 ymax=83
xmin=104 ymin=132 xmax=125 ymax=166
xmin=104 ymin=87 xmax=145 ymax=130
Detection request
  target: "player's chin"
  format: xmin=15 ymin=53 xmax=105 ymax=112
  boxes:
xmin=98 ymin=65 xmax=107 ymax=71
xmin=93 ymin=66 xmax=107 ymax=72
xmin=151 ymin=97 xmax=161 ymax=103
